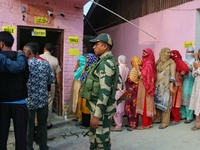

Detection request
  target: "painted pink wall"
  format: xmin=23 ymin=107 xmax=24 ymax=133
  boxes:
xmin=101 ymin=0 xmax=200 ymax=68
xmin=0 ymin=0 xmax=87 ymax=109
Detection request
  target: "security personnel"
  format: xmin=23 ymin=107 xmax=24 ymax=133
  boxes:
xmin=81 ymin=33 xmax=119 ymax=150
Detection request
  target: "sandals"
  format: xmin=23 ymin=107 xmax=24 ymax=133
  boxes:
xmin=184 ymin=120 xmax=193 ymax=124
xmin=75 ymin=122 xmax=82 ymax=126
xmin=137 ymin=126 xmax=150 ymax=130
xmin=170 ymin=121 xmax=180 ymax=126
xmin=80 ymin=126 xmax=88 ymax=129
xmin=127 ymin=127 xmax=136 ymax=131
xmin=110 ymin=127 xmax=122 ymax=132
xmin=159 ymin=125 xmax=168 ymax=129
xmin=191 ymin=126 xmax=200 ymax=131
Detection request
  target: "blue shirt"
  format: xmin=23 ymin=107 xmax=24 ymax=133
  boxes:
xmin=0 ymin=51 xmax=27 ymax=104
xmin=0 ymin=52 xmax=27 ymax=73
xmin=26 ymin=57 xmax=55 ymax=110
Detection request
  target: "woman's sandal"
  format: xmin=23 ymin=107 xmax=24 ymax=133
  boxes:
xmin=184 ymin=120 xmax=193 ymax=124
xmin=127 ymin=127 xmax=136 ymax=131
xmin=191 ymin=126 xmax=200 ymax=131
xmin=137 ymin=126 xmax=150 ymax=130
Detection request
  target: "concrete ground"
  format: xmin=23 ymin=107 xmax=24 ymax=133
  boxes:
xmin=7 ymin=113 xmax=200 ymax=150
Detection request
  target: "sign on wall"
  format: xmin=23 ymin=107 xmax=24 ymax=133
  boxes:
xmin=32 ymin=29 xmax=46 ymax=37
xmin=34 ymin=16 xmax=48 ymax=24
xmin=184 ymin=41 xmax=194 ymax=48
xmin=68 ymin=48 xmax=80 ymax=56
xmin=2 ymin=26 xmax=16 ymax=34
xmin=68 ymin=36 xmax=80 ymax=44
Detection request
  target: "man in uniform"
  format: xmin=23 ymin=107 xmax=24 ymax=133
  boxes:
xmin=81 ymin=33 xmax=119 ymax=150
xmin=40 ymin=43 xmax=61 ymax=129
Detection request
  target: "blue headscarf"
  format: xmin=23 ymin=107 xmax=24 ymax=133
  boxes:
xmin=80 ymin=53 xmax=98 ymax=83
xmin=74 ymin=55 xmax=86 ymax=80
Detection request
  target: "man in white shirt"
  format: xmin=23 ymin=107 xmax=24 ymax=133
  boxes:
xmin=40 ymin=43 xmax=61 ymax=129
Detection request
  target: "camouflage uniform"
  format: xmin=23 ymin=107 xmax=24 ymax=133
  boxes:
xmin=84 ymin=51 xmax=119 ymax=150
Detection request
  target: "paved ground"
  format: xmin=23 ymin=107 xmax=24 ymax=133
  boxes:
xmin=7 ymin=113 xmax=200 ymax=150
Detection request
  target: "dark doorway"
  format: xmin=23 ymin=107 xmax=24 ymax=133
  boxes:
xmin=17 ymin=25 xmax=64 ymax=116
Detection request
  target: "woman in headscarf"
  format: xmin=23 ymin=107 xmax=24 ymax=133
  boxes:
xmin=136 ymin=48 xmax=157 ymax=130
xmin=69 ymin=55 xmax=86 ymax=125
xmin=125 ymin=56 xmax=142 ymax=131
xmin=111 ymin=55 xmax=129 ymax=131
xmin=181 ymin=47 xmax=195 ymax=124
xmin=170 ymin=50 xmax=189 ymax=125
xmin=189 ymin=48 xmax=200 ymax=131
xmin=80 ymin=53 xmax=98 ymax=128
xmin=154 ymin=47 xmax=176 ymax=129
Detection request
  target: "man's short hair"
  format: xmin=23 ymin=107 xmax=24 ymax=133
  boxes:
xmin=24 ymin=42 xmax=38 ymax=55
xmin=0 ymin=31 xmax=14 ymax=47
xmin=45 ymin=43 xmax=54 ymax=52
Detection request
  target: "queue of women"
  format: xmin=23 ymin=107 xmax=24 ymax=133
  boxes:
xmin=111 ymin=46 xmax=200 ymax=131
xmin=70 ymin=46 xmax=200 ymax=132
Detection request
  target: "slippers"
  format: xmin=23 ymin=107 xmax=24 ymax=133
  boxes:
xmin=137 ymin=126 xmax=150 ymax=130
xmin=184 ymin=120 xmax=193 ymax=124
xmin=80 ymin=126 xmax=88 ymax=129
xmin=191 ymin=126 xmax=200 ymax=131
xmin=170 ymin=121 xmax=180 ymax=126
xmin=159 ymin=125 xmax=168 ymax=129
xmin=110 ymin=127 xmax=122 ymax=132
xmin=127 ymin=127 xmax=136 ymax=131
xmin=75 ymin=122 xmax=82 ymax=126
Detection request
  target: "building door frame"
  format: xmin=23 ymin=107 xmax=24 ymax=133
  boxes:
xmin=17 ymin=25 xmax=64 ymax=116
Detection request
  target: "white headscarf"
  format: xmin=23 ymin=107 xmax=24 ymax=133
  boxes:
xmin=184 ymin=46 xmax=195 ymax=66
xmin=118 ymin=55 xmax=127 ymax=65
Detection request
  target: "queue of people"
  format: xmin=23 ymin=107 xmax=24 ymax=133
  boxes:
xmin=1 ymin=31 xmax=200 ymax=150
xmin=70 ymin=33 xmax=200 ymax=150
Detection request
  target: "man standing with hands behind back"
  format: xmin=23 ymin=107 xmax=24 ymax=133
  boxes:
xmin=40 ymin=43 xmax=61 ymax=129
xmin=81 ymin=33 xmax=119 ymax=150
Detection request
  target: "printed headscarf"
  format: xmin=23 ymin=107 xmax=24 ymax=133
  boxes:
xmin=80 ymin=53 xmax=98 ymax=83
xmin=129 ymin=56 xmax=142 ymax=84
xmin=171 ymin=50 xmax=189 ymax=73
xmin=184 ymin=46 xmax=195 ymax=66
xmin=141 ymin=48 xmax=157 ymax=96
xmin=74 ymin=55 xmax=86 ymax=80
xmin=156 ymin=47 xmax=174 ymax=73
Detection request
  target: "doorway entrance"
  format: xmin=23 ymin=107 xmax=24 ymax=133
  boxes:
xmin=17 ymin=25 xmax=64 ymax=116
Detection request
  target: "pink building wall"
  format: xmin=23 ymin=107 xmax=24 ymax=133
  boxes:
xmin=0 ymin=0 xmax=87 ymax=111
xmin=102 ymin=0 xmax=200 ymax=68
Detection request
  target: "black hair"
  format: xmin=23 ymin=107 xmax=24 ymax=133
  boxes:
xmin=0 ymin=31 xmax=14 ymax=47
xmin=44 ymin=43 xmax=54 ymax=52
xmin=28 ymin=41 xmax=40 ymax=53
xmin=24 ymin=42 xmax=38 ymax=55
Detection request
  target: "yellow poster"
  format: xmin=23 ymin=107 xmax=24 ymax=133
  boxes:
xmin=184 ymin=41 xmax=194 ymax=48
xmin=68 ymin=48 xmax=80 ymax=56
xmin=32 ymin=29 xmax=46 ymax=37
xmin=2 ymin=26 xmax=16 ymax=34
xmin=34 ymin=16 xmax=48 ymax=24
xmin=68 ymin=36 xmax=79 ymax=44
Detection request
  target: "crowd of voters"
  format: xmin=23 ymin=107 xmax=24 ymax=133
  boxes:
xmin=70 ymin=33 xmax=200 ymax=149
xmin=1 ymin=31 xmax=200 ymax=150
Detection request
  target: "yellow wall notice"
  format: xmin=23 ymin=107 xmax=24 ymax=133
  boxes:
xmin=2 ymin=26 xmax=16 ymax=34
xmin=32 ymin=29 xmax=46 ymax=37
xmin=68 ymin=48 xmax=80 ymax=56
xmin=68 ymin=36 xmax=79 ymax=44
xmin=184 ymin=41 xmax=194 ymax=48
xmin=34 ymin=16 xmax=48 ymax=24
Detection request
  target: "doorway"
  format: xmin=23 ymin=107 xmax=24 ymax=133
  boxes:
xmin=17 ymin=25 xmax=64 ymax=116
